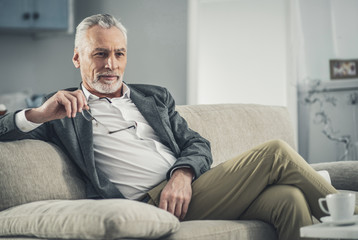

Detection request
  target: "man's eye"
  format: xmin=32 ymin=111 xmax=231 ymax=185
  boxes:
xmin=116 ymin=52 xmax=125 ymax=57
xmin=94 ymin=52 xmax=105 ymax=57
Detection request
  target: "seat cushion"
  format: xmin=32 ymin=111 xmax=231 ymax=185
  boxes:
xmin=0 ymin=140 xmax=86 ymax=211
xmin=0 ymin=199 xmax=180 ymax=239
xmin=164 ymin=220 xmax=277 ymax=240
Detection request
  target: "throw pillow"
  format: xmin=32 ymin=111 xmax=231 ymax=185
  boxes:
xmin=0 ymin=199 xmax=180 ymax=239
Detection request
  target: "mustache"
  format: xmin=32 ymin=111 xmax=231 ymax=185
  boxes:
xmin=95 ymin=72 xmax=120 ymax=81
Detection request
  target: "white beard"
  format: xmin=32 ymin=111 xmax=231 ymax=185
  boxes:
xmin=88 ymin=74 xmax=123 ymax=94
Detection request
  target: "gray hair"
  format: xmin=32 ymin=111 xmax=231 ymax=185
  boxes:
xmin=74 ymin=14 xmax=127 ymax=50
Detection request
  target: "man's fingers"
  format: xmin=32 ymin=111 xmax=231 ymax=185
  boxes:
xmin=29 ymin=90 xmax=88 ymax=123
xmin=160 ymin=191 xmax=178 ymax=216
xmin=57 ymin=90 xmax=88 ymax=118
xmin=160 ymin=191 xmax=189 ymax=220
xmin=63 ymin=93 xmax=78 ymax=118
xmin=71 ymin=90 xmax=88 ymax=112
xmin=82 ymin=93 xmax=89 ymax=110
xmin=56 ymin=93 xmax=73 ymax=118
xmin=174 ymin=201 xmax=183 ymax=220
xmin=159 ymin=198 xmax=168 ymax=212
xmin=160 ymin=192 xmax=176 ymax=215
xmin=69 ymin=95 xmax=78 ymax=118
xmin=167 ymin=201 xmax=176 ymax=216
xmin=180 ymin=201 xmax=189 ymax=220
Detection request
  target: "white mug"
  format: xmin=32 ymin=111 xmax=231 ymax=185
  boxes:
xmin=319 ymin=192 xmax=356 ymax=221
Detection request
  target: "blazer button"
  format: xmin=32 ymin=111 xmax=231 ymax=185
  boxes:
xmin=0 ymin=127 xmax=8 ymax=134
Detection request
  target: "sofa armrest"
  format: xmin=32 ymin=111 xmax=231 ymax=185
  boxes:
xmin=311 ymin=161 xmax=358 ymax=191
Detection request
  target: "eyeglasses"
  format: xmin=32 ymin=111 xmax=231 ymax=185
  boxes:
xmin=82 ymin=108 xmax=137 ymax=134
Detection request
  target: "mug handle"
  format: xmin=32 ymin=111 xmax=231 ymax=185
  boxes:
xmin=318 ymin=198 xmax=330 ymax=215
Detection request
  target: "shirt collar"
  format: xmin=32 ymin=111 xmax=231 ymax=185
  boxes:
xmin=81 ymin=83 xmax=131 ymax=102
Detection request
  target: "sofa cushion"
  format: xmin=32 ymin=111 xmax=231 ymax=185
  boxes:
xmin=0 ymin=199 xmax=180 ymax=239
xmin=164 ymin=220 xmax=277 ymax=240
xmin=0 ymin=140 xmax=86 ymax=211
xmin=176 ymin=104 xmax=295 ymax=167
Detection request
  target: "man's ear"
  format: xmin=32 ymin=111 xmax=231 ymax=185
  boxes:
xmin=72 ymin=49 xmax=80 ymax=68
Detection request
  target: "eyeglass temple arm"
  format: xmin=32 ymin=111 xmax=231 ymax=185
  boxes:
xmin=84 ymin=109 xmax=101 ymax=124
xmin=108 ymin=124 xmax=136 ymax=134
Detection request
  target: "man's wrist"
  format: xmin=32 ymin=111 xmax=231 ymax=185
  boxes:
xmin=25 ymin=108 xmax=47 ymax=124
xmin=171 ymin=167 xmax=195 ymax=181
xmin=15 ymin=109 xmax=43 ymax=132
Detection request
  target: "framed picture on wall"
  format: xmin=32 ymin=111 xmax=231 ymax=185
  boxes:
xmin=330 ymin=59 xmax=358 ymax=80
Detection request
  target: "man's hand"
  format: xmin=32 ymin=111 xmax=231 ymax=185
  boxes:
xmin=25 ymin=90 xmax=88 ymax=123
xmin=159 ymin=168 xmax=194 ymax=220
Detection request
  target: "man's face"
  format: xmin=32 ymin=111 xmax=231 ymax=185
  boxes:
xmin=73 ymin=25 xmax=127 ymax=97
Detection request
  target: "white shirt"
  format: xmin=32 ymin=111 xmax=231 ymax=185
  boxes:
xmin=82 ymin=85 xmax=177 ymax=200
xmin=16 ymin=84 xmax=177 ymax=200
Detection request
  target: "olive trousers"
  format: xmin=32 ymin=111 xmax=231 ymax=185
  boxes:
xmin=147 ymin=140 xmax=347 ymax=240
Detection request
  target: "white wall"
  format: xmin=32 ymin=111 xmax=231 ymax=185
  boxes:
xmin=0 ymin=0 xmax=188 ymax=104
xmin=0 ymin=34 xmax=78 ymax=95
xmin=188 ymin=0 xmax=288 ymax=107
xmin=298 ymin=0 xmax=358 ymax=162
xmin=299 ymin=0 xmax=358 ymax=81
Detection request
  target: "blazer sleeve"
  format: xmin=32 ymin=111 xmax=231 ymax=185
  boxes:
xmin=0 ymin=90 xmax=72 ymax=142
xmin=163 ymin=88 xmax=213 ymax=180
xmin=0 ymin=111 xmax=50 ymax=142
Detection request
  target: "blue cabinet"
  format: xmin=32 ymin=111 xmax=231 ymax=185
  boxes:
xmin=0 ymin=0 xmax=70 ymax=31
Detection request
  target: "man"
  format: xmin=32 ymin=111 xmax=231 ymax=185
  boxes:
xmin=0 ymin=14 xmax=349 ymax=240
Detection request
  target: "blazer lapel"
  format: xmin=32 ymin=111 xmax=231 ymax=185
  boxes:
xmin=72 ymin=114 xmax=95 ymax=168
xmin=72 ymin=84 xmax=96 ymax=170
xmin=130 ymin=88 xmax=176 ymax=152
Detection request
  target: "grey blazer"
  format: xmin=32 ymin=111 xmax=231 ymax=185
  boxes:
xmin=0 ymin=84 xmax=212 ymax=199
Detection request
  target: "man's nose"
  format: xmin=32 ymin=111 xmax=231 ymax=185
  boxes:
xmin=105 ymin=56 xmax=118 ymax=70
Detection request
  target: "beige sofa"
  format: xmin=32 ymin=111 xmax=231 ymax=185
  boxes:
xmin=0 ymin=104 xmax=357 ymax=240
